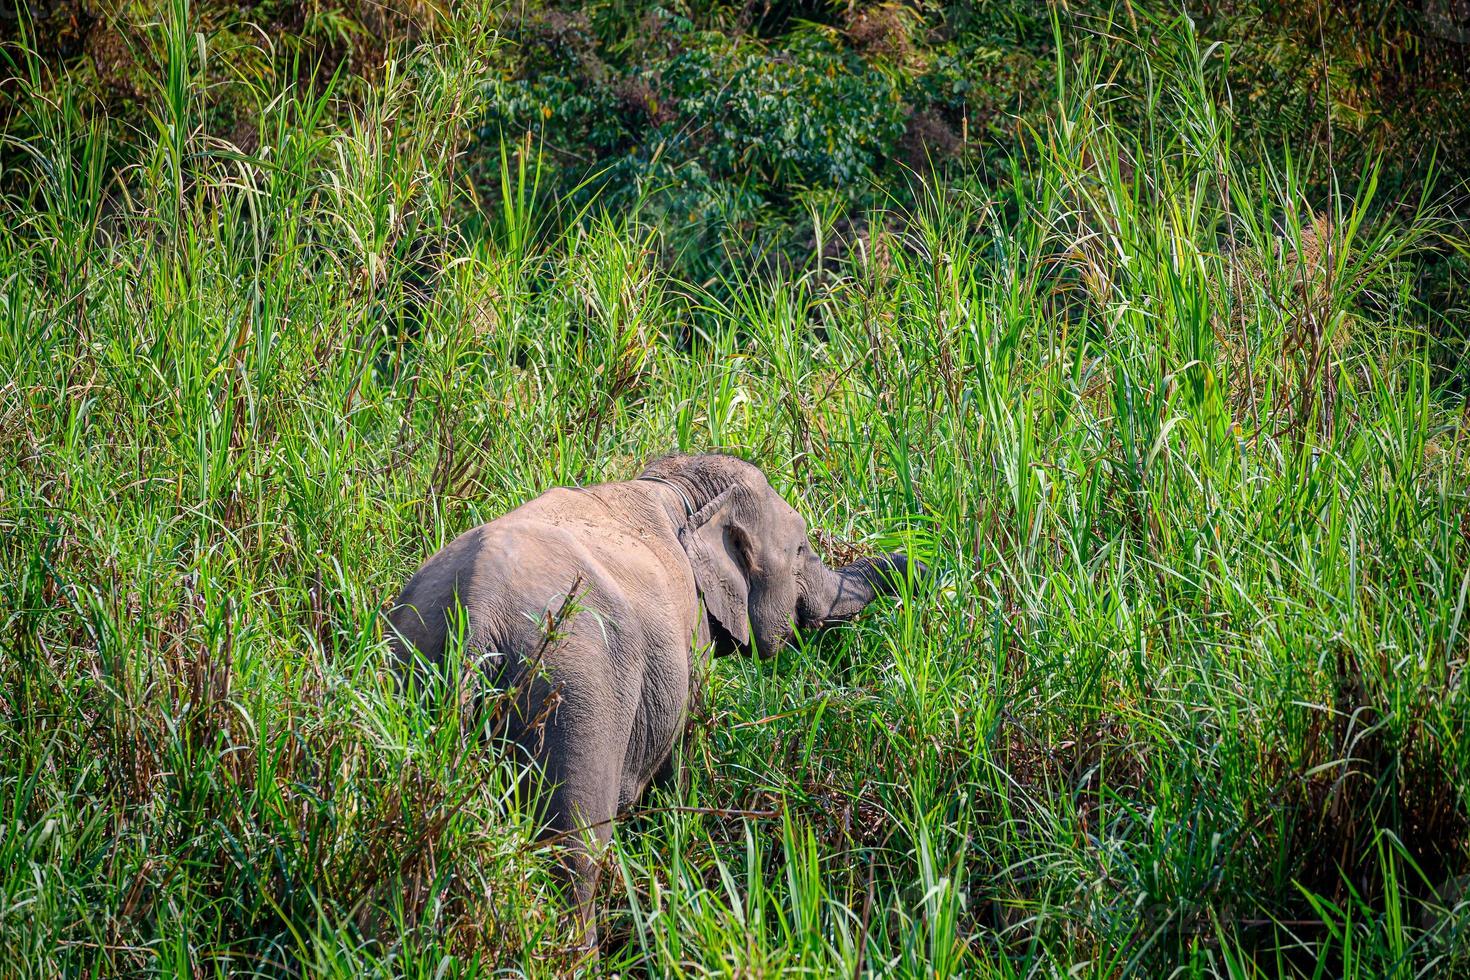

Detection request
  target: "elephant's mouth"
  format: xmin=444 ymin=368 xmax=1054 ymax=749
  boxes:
xmin=794 ymin=594 xmax=825 ymax=635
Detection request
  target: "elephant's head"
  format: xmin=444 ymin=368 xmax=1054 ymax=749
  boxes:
xmin=643 ymin=455 xmax=922 ymax=659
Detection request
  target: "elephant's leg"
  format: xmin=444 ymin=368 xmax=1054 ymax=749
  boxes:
xmin=646 ymin=719 xmax=691 ymax=797
xmin=644 ymin=637 xmax=703 ymax=799
xmin=518 ymin=660 xmax=625 ymax=959
xmin=543 ymin=774 xmax=616 ymax=957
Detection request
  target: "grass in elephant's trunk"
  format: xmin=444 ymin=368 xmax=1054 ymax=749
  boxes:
xmin=812 ymin=528 xmax=872 ymax=568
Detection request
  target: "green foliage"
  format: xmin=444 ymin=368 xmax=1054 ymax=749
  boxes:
xmin=479 ymin=0 xmax=1048 ymax=282
xmin=1 ymin=1 xmax=1469 ymax=977
xmin=477 ymin=0 xmax=1470 ymax=309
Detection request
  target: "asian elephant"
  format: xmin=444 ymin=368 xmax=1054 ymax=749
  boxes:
xmin=386 ymin=453 xmax=922 ymax=952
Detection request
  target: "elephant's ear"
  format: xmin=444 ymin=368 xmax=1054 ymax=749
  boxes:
xmin=680 ymin=485 xmax=752 ymax=646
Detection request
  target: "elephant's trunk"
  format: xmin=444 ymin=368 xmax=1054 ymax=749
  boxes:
xmin=808 ymin=552 xmax=918 ymax=627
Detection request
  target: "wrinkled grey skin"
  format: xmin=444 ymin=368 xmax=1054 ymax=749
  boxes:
xmin=386 ymin=453 xmax=920 ymax=952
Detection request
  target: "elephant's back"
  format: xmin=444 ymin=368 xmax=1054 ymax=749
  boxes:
xmin=388 ymin=511 xmax=656 ymax=670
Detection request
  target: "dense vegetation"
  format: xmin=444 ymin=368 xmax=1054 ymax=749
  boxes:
xmin=2 ymin=0 xmax=1469 ymax=976
xmin=486 ymin=0 xmax=1470 ymax=301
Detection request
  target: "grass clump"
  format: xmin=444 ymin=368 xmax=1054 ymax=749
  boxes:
xmin=2 ymin=2 xmax=1468 ymax=977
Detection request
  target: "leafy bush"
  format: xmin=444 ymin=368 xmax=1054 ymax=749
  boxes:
xmin=479 ymin=1 xmax=1050 ymax=281
xmin=477 ymin=0 xmax=1468 ymax=304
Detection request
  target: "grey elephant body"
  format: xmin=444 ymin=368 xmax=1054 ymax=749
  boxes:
xmin=387 ymin=454 xmax=915 ymax=950
xmin=393 ymin=480 xmax=707 ymax=816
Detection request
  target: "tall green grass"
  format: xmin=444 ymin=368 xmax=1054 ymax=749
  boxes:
xmin=1 ymin=4 xmax=1466 ymax=977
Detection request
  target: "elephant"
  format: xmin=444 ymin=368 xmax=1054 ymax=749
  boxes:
xmin=386 ymin=452 xmax=922 ymax=953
